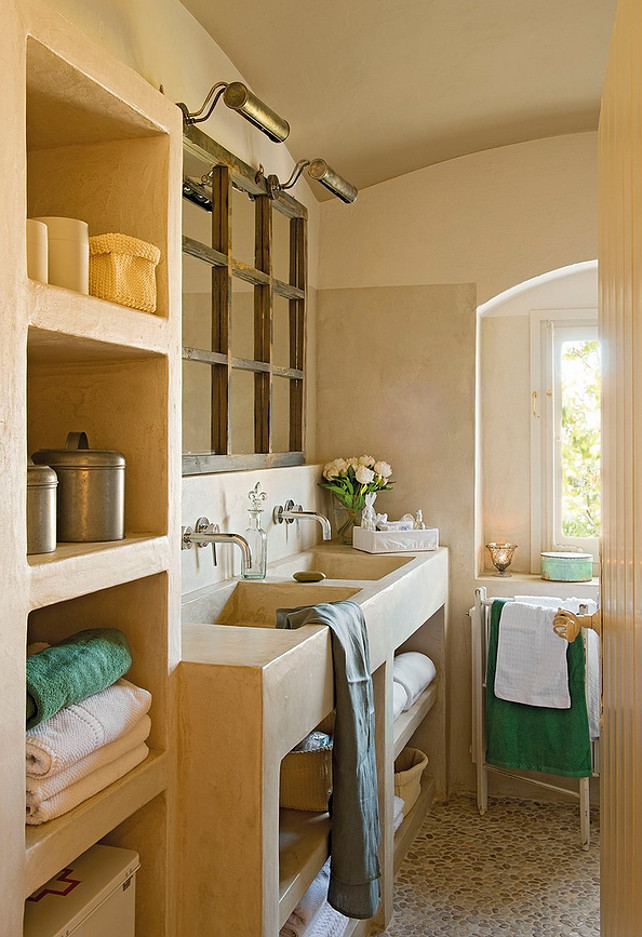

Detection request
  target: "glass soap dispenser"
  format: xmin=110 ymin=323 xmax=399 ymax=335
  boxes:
xmin=242 ymin=482 xmax=268 ymax=580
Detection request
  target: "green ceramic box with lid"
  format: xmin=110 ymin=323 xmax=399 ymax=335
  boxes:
xmin=540 ymin=551 xmax=593 ymax=582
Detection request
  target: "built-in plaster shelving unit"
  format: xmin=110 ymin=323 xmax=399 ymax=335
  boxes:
xmin=0 ymin=2 xmax=181 ymax=934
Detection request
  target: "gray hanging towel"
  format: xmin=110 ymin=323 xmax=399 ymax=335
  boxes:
xmin=276 ymin=600 xmax=381 ymax=920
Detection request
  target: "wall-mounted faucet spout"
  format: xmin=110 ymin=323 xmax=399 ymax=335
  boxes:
xmin=272 ymin=500 xmax=332 ymax=540
xmin=182 ymin=516 xmax=253 ymax=569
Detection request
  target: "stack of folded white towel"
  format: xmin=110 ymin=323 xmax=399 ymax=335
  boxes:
xmin=280 ymin=859 xmax=349 ymax=937
xmin=25 ymin=677 xmax=152 ymax=825
xmin=392 ymin=652 xmax=438 ymax=720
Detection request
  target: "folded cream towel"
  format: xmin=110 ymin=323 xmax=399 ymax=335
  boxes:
xmin=280 ymin=859 xmax=331 ymax=937
xmin=26 ymin=743 xmax=149 ymax=824
xmin=516 ymin=595 xmax=600 ymax=737
xmin=494 ymin=602 xmax=569 ymax=708
xmin=27 ymin=715 xmax=151 ymax=807
xmin=26 ymin=679 xmax=151 ymax=778
xmin=393 ymin=653 xmax=437 ymax=710
xmin=392 ymin=681 xmax=408 ymax=721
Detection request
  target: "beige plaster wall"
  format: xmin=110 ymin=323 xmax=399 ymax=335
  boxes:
xmin=315 ymin=138 xmax=599 ymax=793
xmin=480 ymin=263 xmax=598 ymax=574
xmin=318 ymin=132 xmax=598 ymax=305
xmin=316 ymin=283 xmax=477 ymax=792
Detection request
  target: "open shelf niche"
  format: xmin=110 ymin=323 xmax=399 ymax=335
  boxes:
xmin=26 ymin=37 xmax=171 ymax=320
xmin=25 ymin=573 xmax=173 ymax=919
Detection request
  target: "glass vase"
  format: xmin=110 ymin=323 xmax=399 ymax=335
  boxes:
xmin=332 ymin=496 xmax=363 ymax=545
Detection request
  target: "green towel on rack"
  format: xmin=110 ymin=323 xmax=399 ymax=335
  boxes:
xmin=26 ymin=628 xmax=132 ymax=729
xmin=485 ymin=599 xmax=592 ymax=778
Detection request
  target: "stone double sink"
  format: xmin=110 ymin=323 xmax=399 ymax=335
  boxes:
xmin=178 ymin=544 xmax=448 ymax=936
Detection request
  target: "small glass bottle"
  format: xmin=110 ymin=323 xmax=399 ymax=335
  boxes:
xmin=242 ymin=482 xmax=268 ymax=580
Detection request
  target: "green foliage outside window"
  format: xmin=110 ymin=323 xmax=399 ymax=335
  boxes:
xmin=560 ymin=339 xmax=601 ymax=538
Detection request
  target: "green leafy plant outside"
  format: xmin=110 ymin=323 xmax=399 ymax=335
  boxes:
xmin=560 ymin=339 xmax=601 ymax=538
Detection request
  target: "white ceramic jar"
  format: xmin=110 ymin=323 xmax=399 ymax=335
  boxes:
xmin=32 ymin=216 xmax=89 ymax=293
xmin=26 ymin=219 xmax=48 ymax=283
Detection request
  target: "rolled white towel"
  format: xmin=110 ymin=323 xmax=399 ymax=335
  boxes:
xmin=27 ymin=715 xmax=151 ymax=807
xmin=392 ymin=681 xmax=408 ymax=721
xmin=393 ymin=653 xmax=437 ymax=710
xmin=393 ymin=794 xmax=405 ymax=833
xmin=26 ymin=679 xmax=152 ymax=778
xmin=280 ymin=858 xmax=331 ymax=937
xmin=26 ymin=743 xmax=149 ymax=824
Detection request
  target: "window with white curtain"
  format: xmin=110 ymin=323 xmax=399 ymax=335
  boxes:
xmin=530 ymin=308 xmax=601 ymax=574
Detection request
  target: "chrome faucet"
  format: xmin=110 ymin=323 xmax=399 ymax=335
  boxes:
xmin=272 ymin=499 xmax=332 ymax=540
xmin=182 ymin=516 xmax=253 ymax=570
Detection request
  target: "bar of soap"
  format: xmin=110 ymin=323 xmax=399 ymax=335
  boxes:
xmin=293 ymin=570 xmax=327 ymax=582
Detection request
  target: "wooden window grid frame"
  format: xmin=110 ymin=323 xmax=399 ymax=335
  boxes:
xmin=181 ymin=123 xmax=307 ymax=475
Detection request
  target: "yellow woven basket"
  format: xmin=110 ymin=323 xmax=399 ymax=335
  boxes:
xmin=89 ymin=233 xmax=161 ymax=313
xmin=394 ymin=747 xmax=428 ymax=816
xmin=279 ymin=744 xmax=333 ymax=812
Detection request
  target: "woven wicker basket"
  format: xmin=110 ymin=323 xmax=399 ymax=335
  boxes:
xmin=394 ymin=747 xmax=428 ymax=816
xmin=89 ymin=233 xmax=161 ymax=313
xmin=280 ymin=743 xmax=333 ymax=812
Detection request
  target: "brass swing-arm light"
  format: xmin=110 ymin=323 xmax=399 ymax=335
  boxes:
xmin=177 ymin=80 xmax=290 ymax=144
xmin=265 ymin=158 xmax=358 ymax=204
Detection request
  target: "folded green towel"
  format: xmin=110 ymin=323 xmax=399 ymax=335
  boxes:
xmin=485 ymin=599 xmax=592 ymax=778
xmin=26 ymin=628 xmax=132 ymax=729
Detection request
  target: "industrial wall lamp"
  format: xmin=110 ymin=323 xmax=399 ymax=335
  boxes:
xmin=264 ymin=158 xmax=358 ymax=204
xmin=178 ymin=82 xmax=358 ymax=204
xmin=178 ymin=80 xmax=290 ymax=143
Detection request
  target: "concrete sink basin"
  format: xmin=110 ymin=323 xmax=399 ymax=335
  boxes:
xmin=183 ymin=580 xmax=362 ymax=628
xmin=271 ymin=549 xmax=414 ymax=581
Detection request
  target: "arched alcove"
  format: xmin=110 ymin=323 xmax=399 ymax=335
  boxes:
xmin=478 ymin=261 xmax=598 ymax=573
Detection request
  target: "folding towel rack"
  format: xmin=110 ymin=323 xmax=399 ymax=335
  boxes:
xmin=470 ymin=586 xmax=600 ymax=851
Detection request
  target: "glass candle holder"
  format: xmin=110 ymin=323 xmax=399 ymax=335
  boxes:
xmin=486 ymin=541 xmax=517 ymax=576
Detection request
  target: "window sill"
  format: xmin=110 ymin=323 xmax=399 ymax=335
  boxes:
xmin=476 ymin=572 xmax=599 ymax=599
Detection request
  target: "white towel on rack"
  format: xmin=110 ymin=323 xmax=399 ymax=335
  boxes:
xmin=392 ymin=681 xmax=408 ymax=721
xmin=26 ymin=715 xmax=151 ymax=807
xmin=516 ymin=595 xmax=600 ymax=737
xmin=494 ymin=603 xmax=570 ymax=708
xmin=25 ymin=743 xmax=149 ymax=824
xmin=26 ymin=679 xmax=152 ymax=778
xmin=393 ymin=653 xmax=437 ymax=710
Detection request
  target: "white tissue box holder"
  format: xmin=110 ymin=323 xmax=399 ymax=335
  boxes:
xmin=352 ymin=526 xmax=439 ymax=553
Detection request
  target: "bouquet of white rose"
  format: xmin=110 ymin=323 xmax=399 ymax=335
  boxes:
xmin=320 ymin=455 xmax=393 ymax=543
xmin=320 ymin=455 xmax=393 ymax=506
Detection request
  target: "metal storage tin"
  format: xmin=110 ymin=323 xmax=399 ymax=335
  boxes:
xmin=540 ymin=551 xmax=593 ymax=582
xmin=32 ymin=431 xmax=125 ymax=542
xmin=27 ymin=460 xmax=57 ymax=554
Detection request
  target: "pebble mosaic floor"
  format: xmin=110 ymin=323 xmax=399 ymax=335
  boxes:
xmin=381 ymin=796 xmax=600 ymax=937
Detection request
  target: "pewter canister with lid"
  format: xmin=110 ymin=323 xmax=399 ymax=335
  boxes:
xmin=31 ymin=431 xmax=125 ymax=542
xmin=26 ymin=460 xmax=58 ymax=554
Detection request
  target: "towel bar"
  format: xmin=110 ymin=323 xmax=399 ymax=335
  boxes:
xmin=470 ymin=586 xmax=600 ymax=851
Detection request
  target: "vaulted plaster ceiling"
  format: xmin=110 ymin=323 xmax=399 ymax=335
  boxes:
xmin=180 ymin=0 xmax=617 ymax=198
